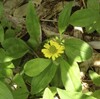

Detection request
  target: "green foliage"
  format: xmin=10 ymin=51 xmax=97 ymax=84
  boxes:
xmin=69 ymin=0 xmax=100 ymax=33
xmin=26 ymin=1 xmax=41 ymax=48
xmin=50 ymin=66 xmax=63 ymax=88
xmin=87 ymin=0 xmax=99 ymax=10
xmin=64 ymin=38 xmax=93 ymax=62
xmin=12 ymin=74 xmax=29 ymax=99
xmin=89 ymin=70 xmax=100 ymax=86
xmin=89 ymin=71 xmax=100 ymax=98
xmin=58 ymin=2 xmax=73 ymax=34
xmin=0 ymin=48 xmax=13 ymax=63
xmin=24 ymin=58 xmax=51 ymax=77
xmin=0 ymin=0 xmax=99 ymax=99
xmin=60 ymin=59 xmax=82 ymax=91
xmin=31 ymin=63 xmax=58 ymax=94
xmin=4 ymin=28 xmax=16 ymax=40
xmin=0 ymin=1 xmax=3 ymax=17
xmin=2 ymin=38 xmax=29 ymax=60
xmin=0 ymin=81 xmax=13 ymax=99
xmin=0 ymin=25 xmax=4 ymax=42
xmin=92 ymin=90 xmax=100 ymax=99
xmin=43 ymin=88 xmax=54 ymax=99
xmin=57 ymin=88 xmax=96 ymax=99
xmin=70 ymin=9 xmax=99 ymax=27
xmin=87 ymin=0 xmax=100 ymax=33
xmin=0 ymin=62 xmax=14 ymax=78
xmin=94 ymin=17 xmax=100 ymax=33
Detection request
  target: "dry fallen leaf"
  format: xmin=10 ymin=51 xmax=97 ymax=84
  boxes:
xmin=88 ymin=41 xmax=100 ymax=49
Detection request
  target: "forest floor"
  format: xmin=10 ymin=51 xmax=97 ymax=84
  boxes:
xmin=3 ymin=0 xmax=100 ymax=94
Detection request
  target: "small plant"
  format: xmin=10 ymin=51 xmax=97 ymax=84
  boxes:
xmin=0 ymin=0 xmax=100 ymax=99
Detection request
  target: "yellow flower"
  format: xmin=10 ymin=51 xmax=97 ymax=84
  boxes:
xmin=41 ymin=40 xmax=65 ymax=60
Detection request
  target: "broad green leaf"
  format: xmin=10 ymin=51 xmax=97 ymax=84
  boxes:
xmin=85 ymin=25 xmax=95 ymax=33
xmin=92 ymin=90 xmax=100 ymax=99
xmin=31 ymin=63 xmax=57 ymax=94
xmin=0 ymin=24 xmax=4 ymax=42
xmin=1 ymin=68 xmax=13 ymax=78
xmin=0 ymin=62 xmax=14 ymax=68
xmin=49 ymin=87 xmax=57 ymax=96
xmin=87 ymin=0 xmax=99 ymax=10
xmin=70 ymin=9 xmax=99 ymax=27
xmin=64 ymin=38 xmax=93 ymax=62
xmin=89 ymin=70 xmax=100 ymax=86
xmin=57 ymin=88 xmax=96 ymax=99
xmin=5 ymin=28 xmax=16 ymax=39
xmin=0 ymin=81 xmax=13 ymax=99
xmin=58 ymin=2 xmax=73 ymax=34
xmin=94 ymin=17 xmax=100 ymax=33
xmin=0 ymin=48 xmax=13 ymax=63
xmin=1 ymin=18 xmax=11 ymax=28
xmin=50 ymin=66 xmax=63 ymax=88
xmin=2 ymin=38 xmax=29 ymax=59
xmin=12 ymin=74 xmax=29 ymax=99
xmin=26 ymin=1 xmax=41 ymax=48
xmin=24 ymin=58 xmax=51 ymax=77
xmin=0 ymin=62 xmax=14 ymax=77
xmin=43 ymin=87 xmax=54 ymax=99
xmin=0 ymin=1 xmax=4 ymax=17
xmin=27 ymin=37 xmax=40 ymax=49
xmin=60 ymin=59 xmax=81 ymax=91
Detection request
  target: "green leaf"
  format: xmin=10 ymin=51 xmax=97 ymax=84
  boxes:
xmin=31 ymin=63 xmax=57 ymax=94
xmin=58 ymin=2 xmax=73 ymax=34
xmin=5 ymin=28 xmax=16 ymax=39
xmin=24 ymin=58 xmax=51 ymax=77
xmin=2 ymin=38 xmax=29 ymax=59
xmin=0 ymin=62 xmax=14 ymax=68
xmin=57 ymin=88 xmax=96 ymax=99
xmin=1 ymin=18 xmax=10 ymax=28
xmin=0 ymin=62 xmax=14 ymax=78
xmin=49 ymin=87 xmax=57 ymax=96
xmin=43 ymin=87 xmax=54 ymax=99
xmin=64 ymin=38 xmax=93 ymax=62
xmin=60 ymin=59 xmax=82 ymax=91
xmin=85 ymin=25 xmax=95 ymax=33
xmin=70 ymin=9 xmax=99 ymax=27
xmin=27 ymin=38 xmax=39 ymax=49
xmin=0 ymin=81 xmax=13 ymax=99
xmin=0 ymin=1 xmax=4 ymax=17
xmin=0 ymin=48 xmax=13 ymax=63
xmin=92 ymin=90 xmax=100 ymax=99
xmin=87 ymin=0 xmax=100 ymax=10
xmin=0 ymin=62 xmax=14 ymax=79
xmin=26 ymin=1 xmax=41 ymax=48
xmin=0 ymin=24 xmax=4 ymax=42
xmin=50 ymin=66 xmax=63 ymax=88
xmin=12 ymin=74 xmax=29 ymax=99
xmin=89 ymin=70 xmax=100 ymax=86
xmin=94 ymin=17 xmax=100 ymax=33
xmin=1 ymin=68 xmax=13 ymax=78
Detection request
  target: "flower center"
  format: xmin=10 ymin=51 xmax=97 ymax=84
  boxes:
xmin=49 ymin=45 xmax=57 ymax=54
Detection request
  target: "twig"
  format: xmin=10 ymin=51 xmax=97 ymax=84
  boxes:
xmin=40 ymin=19 xmax=57 ymax=22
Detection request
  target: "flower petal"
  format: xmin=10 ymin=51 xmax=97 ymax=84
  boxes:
xmin=41 ymin=39 xmax=65 ymax=60
xmin=44 ymin=44 xmax=50 ymax=49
